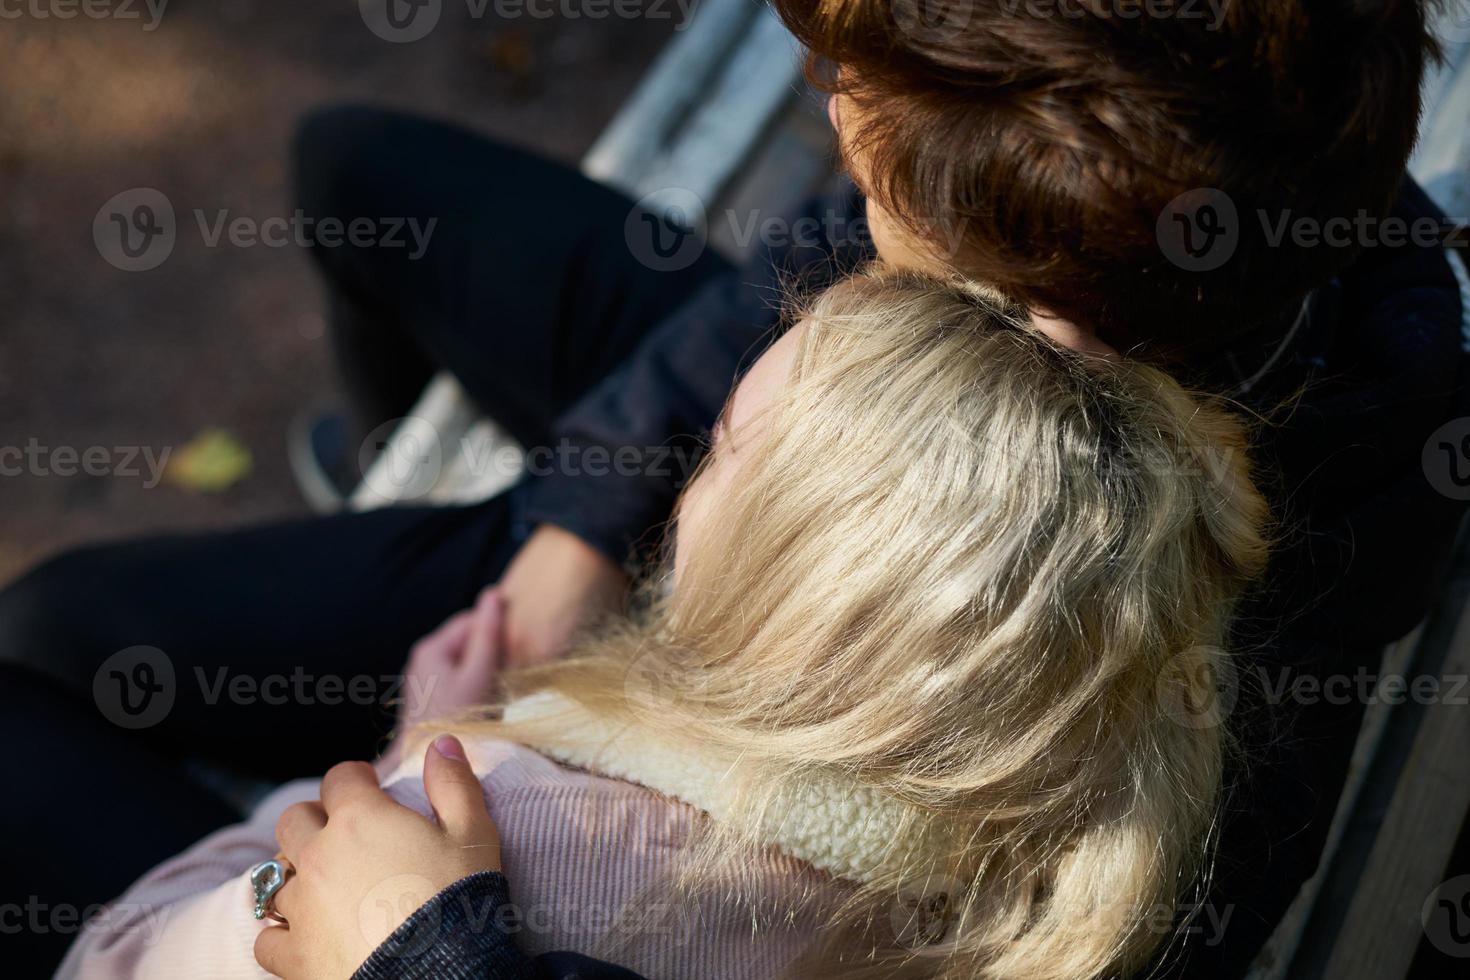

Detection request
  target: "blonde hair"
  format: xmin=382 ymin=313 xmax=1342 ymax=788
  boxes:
xmin=448 ymin=271 xmax=1270 ymax=979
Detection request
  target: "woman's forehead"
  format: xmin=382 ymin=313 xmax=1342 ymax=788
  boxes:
xmin=728 ymin=323 xmax=805 ymax=433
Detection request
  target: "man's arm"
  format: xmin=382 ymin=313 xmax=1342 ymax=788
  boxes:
xmin=518 ymin=182 xmax=871 ymax=565
xmin=353 ymin=872 xmax=647 ymax=980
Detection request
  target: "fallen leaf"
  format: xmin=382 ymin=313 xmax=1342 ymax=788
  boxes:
xmin=166 ymin=428 xmax=253 ymax=493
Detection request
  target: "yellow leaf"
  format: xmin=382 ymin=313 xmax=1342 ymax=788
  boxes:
xmin=166 ymin=428 xmax=253 ymax=493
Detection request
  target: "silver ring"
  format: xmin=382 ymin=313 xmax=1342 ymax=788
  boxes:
xmin=250 ymin=857 xmax=293 ymax=924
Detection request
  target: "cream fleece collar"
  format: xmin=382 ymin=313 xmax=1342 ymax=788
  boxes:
xmin=503 ymin=691 xmax=944 ymax=884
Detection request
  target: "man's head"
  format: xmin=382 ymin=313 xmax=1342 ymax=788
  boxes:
xmin=778 ymin=0 xmax=1439 ymax=358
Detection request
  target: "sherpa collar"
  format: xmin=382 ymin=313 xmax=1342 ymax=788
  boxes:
xmin=502 ymin=691 xmax=942 ymax=884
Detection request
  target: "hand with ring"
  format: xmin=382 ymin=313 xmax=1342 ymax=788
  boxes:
xmin=252 ymin=735 xmax=502 ymax=979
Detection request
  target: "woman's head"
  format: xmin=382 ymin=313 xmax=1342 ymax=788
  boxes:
xmin=505 ymin=271 xmax=1270 ymax=978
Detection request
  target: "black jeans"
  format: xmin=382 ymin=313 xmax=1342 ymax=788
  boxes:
xmin=0 ymin=106 xmax=733 ymax=974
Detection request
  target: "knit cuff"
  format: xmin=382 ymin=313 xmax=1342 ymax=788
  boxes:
xmin=352 ymin=871 xmax=535 ymax=980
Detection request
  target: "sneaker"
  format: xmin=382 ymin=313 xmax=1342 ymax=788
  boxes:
xmin=287 ymin=411 xmax=355 ymax=513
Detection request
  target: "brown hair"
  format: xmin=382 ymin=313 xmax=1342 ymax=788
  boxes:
xmin=775 ymin=0 xmax=1439 ymax=359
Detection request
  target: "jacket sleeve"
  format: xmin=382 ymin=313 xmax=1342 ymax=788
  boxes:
xmin=518 ymin=183 xmax=871 ymax=563
xmin=351 ymin=871 xmax=648 ymax=980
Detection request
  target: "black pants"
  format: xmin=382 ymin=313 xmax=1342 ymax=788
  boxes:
xmin=0 ymin=106 xmax=733 ymax=973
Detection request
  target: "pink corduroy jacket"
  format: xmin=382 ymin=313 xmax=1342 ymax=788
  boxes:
xmin=55 ymin=733 xmax=842 ymax=980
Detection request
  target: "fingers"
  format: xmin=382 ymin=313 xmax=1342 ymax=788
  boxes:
xmin=452 ymin=590 xmax=503 ymax=700
xmin=422 ymin=736 xmax=501 ymax=863
xmin=411 ymin=610 xmax=474 ymax=666
xmin=274 ymin=801 xmax=326 ymax=863
xmin=271 ymin=871 xmax=302 ymax=926
xmin=253 ymin=924 xmax=299 ymax=978
xmin=319 ymin=760 xmax=385 ymax=816
xmin=464 ymin=588 xmax=504 ymax=671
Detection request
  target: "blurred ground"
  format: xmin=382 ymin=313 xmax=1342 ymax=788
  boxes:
xmin=0 ymin=0 xmax=676 ymax=585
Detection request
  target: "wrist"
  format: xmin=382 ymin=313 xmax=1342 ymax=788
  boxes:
xmin=534 ymin=524 xmax=627 ymax=582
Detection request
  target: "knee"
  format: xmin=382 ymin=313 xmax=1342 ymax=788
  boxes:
xmin=292 ymin=105 xmax=416 ymax=222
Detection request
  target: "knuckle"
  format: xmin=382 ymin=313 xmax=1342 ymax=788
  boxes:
xmin=275 ymin=802 xmax=306 ymax=842
xmin=323 ymin=759 xmax=369 ymax=787
xmin=322 ymin=760 xmax=354 ymax=783
xmin=252 ymin=927 xmax=282 ymax=968
xmin=295 ymin=836 xmax=325 ymax=876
